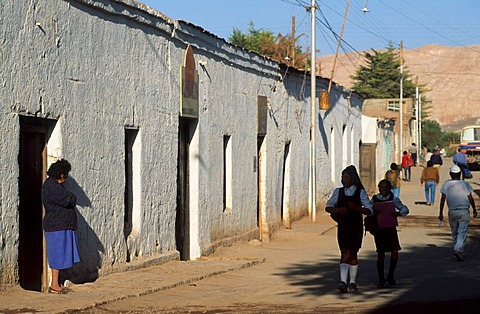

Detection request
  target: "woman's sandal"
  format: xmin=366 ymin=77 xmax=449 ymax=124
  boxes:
xmin=48 ymin=286 xmax=71 ymax=294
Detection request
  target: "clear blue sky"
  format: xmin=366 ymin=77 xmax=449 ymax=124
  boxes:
xmin=139 ymin=0 xmax=480 ymax=55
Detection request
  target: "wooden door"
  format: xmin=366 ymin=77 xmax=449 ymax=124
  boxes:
xmin=360 ymin=143 xmax=377 ymax=195
xmin=176 ymin=119 xmax=190 ymax=260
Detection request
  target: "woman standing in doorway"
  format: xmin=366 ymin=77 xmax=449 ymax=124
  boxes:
xmin=42 ymin=159 xmax=80 ymax=294
xmin=326 ymin=165 xmax=373 ymax=293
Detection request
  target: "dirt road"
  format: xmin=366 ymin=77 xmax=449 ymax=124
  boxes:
xmin=2 ymin=160 xmax=480 ymax=313
xmin=73 ymin=160 xmax=480 ymax=313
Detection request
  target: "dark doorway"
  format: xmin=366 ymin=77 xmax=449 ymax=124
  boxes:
xmin=280 ymin=142 xmax=291 ymax=228
xmin=257 ymin=136 xmax=265 ymax=228
xmin=176 ymin=118 xmax=190 ymax=260
xmin=124 ymin=128 xmax=139 ymax=262
xmin=18 ymin=116 xmax=55 ymax=291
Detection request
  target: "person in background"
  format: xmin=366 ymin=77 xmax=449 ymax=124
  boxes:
xmin=453 ymin=147 xmax=469 ymax=180
xmin=401 ymin=151 xmax=413 ymax=181
xmin=385 ymin=163 xmax=401 ymax=198
xmin=370 ymin=179 xmax=409 ymax=288
xmin=42 ymin=159 xmax=80 ymax=294
xmin=439 ymin=164 xmax=478 ymax=262
xmin=420 ymin=160 xmax=440 ymax=206
xmin=430 ymin=148 xmax=443 ymax=169
xmin=421 ymin=144 xmax=428 ymax=166
xmin=409 ymin=143 xmax=418 ymax=167
xmin=425 ymin=149 xmax=433 ymax=166
xmin=325 ymin=165 xmax=373 ymax=293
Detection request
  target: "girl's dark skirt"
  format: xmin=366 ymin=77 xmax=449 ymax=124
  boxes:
xmin=44 ymin=229 xmax=80 ymax=270
xmin=337 ymin=221 xmax=364 ymax=251
xmin=374 ymin=228 xmax=401 ymax=253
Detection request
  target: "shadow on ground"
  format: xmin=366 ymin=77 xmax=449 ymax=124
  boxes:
xmin=273 ymin=217 xmax=480 ymax=312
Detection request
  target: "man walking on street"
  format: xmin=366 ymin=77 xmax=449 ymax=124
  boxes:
xmin=438 ymin=165 xmax=478 ymax=262
xmin=430 ymin=148 xmax=443 ymax=169
xmin=453 ymin=148 xmax=469 ymax=180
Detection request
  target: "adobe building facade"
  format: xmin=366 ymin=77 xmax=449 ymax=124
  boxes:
xmin=0 ymin=0 xmax=363 ymax=290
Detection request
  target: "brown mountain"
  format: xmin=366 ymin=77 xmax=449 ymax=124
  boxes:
xmin=317 ymin=44 xmax=480 ymax=131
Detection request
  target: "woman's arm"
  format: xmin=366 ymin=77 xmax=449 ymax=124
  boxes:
xmin=325 ymin=188 xmax=347 ymax=215
xmin=393 ymin=198 xmax=409 ymax=217
xmin=359 ymin=189 xmax=374 ymax=215
xmin=47 ymin=183 xmax=77 ymax=208
xmin=325 ymin=206 xmax=347 ymax=215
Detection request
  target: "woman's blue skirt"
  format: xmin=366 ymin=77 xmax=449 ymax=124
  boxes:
xmin=44 ymin=229 xmax=80 ymax=270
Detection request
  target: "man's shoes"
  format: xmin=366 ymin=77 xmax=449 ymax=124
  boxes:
xmin=426 ymin=202 xmax=431 ymax=206
xmin=338 ymin=281 xmax=348 ymax=293
xmin=453 ymin=251 xmax=464 ymax=262
xmin=348 ymin=282 xmax=358 ymax=292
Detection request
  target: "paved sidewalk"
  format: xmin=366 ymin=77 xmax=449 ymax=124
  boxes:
xmin=0 ymin=253 xmax=266 ymax=313
xmin=1 ymin=158 xmax=478 ymax=313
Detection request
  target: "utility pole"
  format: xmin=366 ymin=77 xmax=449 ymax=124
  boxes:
xmin=308 ymin=0 xmax=317 ymax=222
xmin=291 ymin=16 xmax=296 ymax=67
xmin=328 ymin=0 xmax=350 ymax=93
xmin=415 ymin=85 xmax=419 ymax=144
xmin=399 ymin=40 xmax=404 ymax=161
xmin=419 ymin=91 xmax=422 ymax=158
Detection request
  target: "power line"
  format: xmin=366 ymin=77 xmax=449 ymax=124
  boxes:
xmin=401 ymin=0 xmax=480 ymax=43
xmin=378 ymin=0 xmax=480 ymax=54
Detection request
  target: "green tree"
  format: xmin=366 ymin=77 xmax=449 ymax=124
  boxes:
xmin=422 ymin=120 xmax=459 ymax=153
xmin=228 ymin=22 xmax=308 ymax=69
xmin=351 ymin=43 xmax=431 ymax=118
xmin=422 ymin=120 xmax=442 ymax=149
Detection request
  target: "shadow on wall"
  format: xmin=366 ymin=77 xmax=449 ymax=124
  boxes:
xmin=317 ymin=115 xmax=329 ymax=155
xmin=60 ymin=176 xmax=104 ymax=284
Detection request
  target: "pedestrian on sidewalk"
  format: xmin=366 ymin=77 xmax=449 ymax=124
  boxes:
xmin=325 ymin=165 xmax=373 ymax=293
xmin=370 ymin=179 xmax=409 ymax=288
xmin=420 ymin=160 xmax=440 ymax=206
xmin=430 ymin=148 xmax=443 ymax=169
xmin=438 ymin=164 xmax=478 ymax=262
xmin=401 ymin=151 xmax=413 ymax=181
xmin=409 ymin=143 xmax=418 ymax=167
xmin=384 ymin=163 xmax=401 ymax=198
xmin=421 ymin=144 xmax=428 ymax=166
xmin=425 ymin=149 xmax=433 ymax=166
xmin=42 ymin=159 xmax=80 ymax=294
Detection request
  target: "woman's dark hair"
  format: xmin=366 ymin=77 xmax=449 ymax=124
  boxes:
xmin=427 ymin=160 xmax=433 ymax=167
xmin=342 ymin=165 xmax=365 ymax=190
xmin=47 ymin=159 xmax=72 ymax=179
xmin=378 ymin=179 xmax=393 ymax=190
xmin=390 ymin=163 xmax=398 ymax=171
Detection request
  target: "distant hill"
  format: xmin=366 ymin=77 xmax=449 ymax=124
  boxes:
xmin=317 ymin=44 xmax=480 ymax=132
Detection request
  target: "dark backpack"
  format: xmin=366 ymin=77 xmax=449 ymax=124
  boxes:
xmin=364 ymin=215 xmax=378 ymax=235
